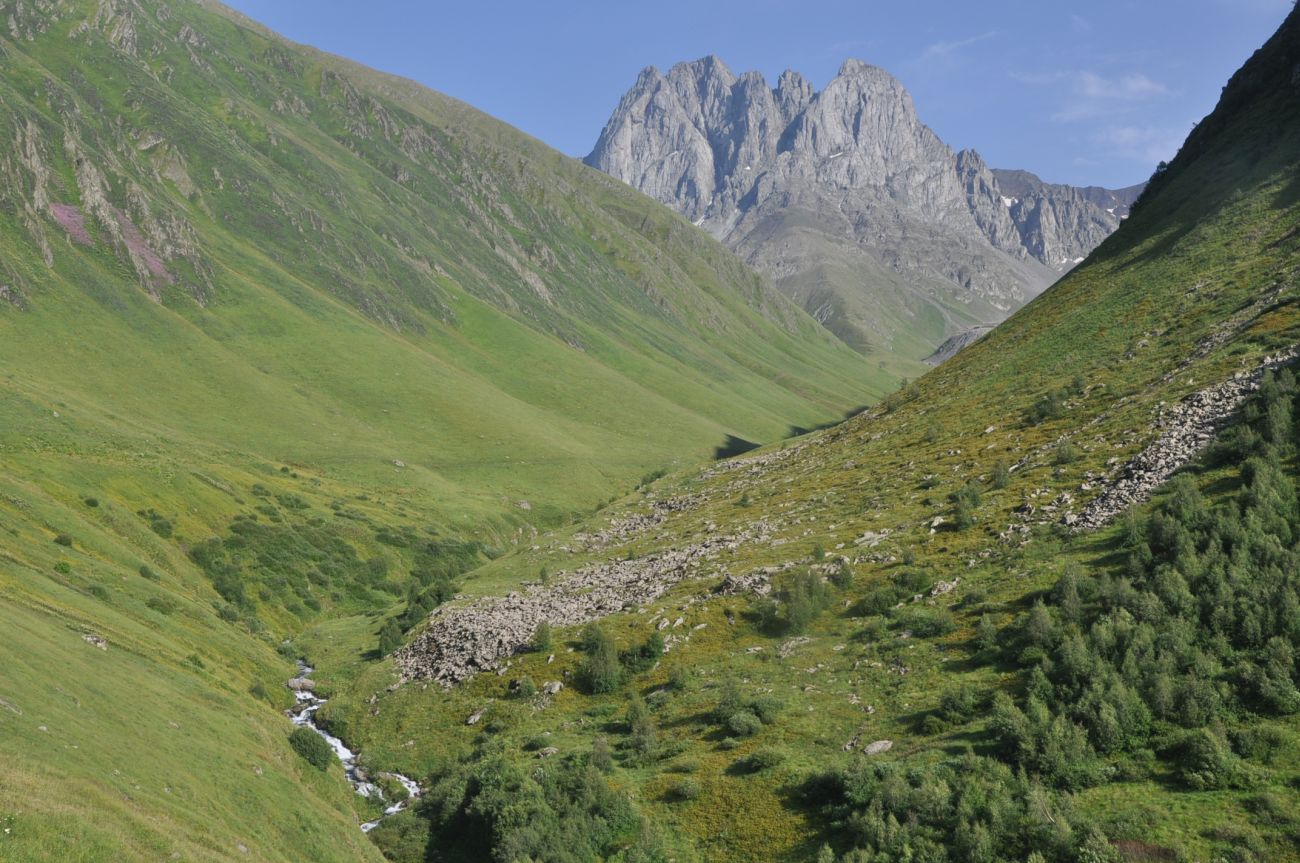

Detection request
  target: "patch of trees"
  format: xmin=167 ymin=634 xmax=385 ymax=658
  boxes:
xmin=992 ymin=370 xmax=1300 ymax=797
xmin=397 ymin=748 xmax=674 ymax=863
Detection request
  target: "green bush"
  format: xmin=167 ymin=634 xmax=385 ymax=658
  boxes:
xmin=668 ymin=777 xmax=701 ymax=801
xmin=726 ymin=710 xmax=762 ymax=738
xmin=377 ymin=618 xmax=402 ymax=655
xmin=288 ymin=727 xmax=335 ymax=770
xmin=53 ymin=533 xmax=73 ymax=547
xmin=578 ymin=624 xmax=623 ymax=694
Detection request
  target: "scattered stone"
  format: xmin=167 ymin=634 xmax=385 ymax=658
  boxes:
xmin=1074 ymin=347 xmax=1298 ymax=531
xmin=535 ymin=747 xmax=559 ymax=758
xmin=465 ymin=709 xmax=484 ymax=726
xmin=541 ymin=681 xmax=563 ymax=695
xmin=82 ymin=633 xmax=108 ymax=650
xmin=864 ymin=739 xmax=893 ymax=755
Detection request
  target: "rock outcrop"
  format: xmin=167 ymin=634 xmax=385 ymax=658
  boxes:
xmin=587 ymin=57 xmax=1142 ymax=358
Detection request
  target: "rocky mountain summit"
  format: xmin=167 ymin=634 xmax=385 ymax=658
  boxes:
xmin=587 ymin=57 xmax=1143 ymax=358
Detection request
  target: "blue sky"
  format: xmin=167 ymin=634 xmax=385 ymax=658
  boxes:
xmin=224 ymin=1 xmax=1292 ymax=188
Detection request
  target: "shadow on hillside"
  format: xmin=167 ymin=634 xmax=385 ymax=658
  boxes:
xmin=785 ymin=405 xmax=870 ymax=439
xmin=714 ymin=435 xmax=761 ymax=459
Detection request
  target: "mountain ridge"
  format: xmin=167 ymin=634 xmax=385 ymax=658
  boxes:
xmin=586 ymin=55 xmax=1143 ymax=359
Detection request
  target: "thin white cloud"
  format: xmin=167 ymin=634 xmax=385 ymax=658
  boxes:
xmin=1089 ymin=124 xmax=1186 ymax=166
xmin=1042 ymin=71 xmax=1170 ymax=121
xmin=919 ymin=31 xmax=997 ymax=62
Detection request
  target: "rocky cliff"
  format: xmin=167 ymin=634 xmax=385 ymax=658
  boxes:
xmin=587 ymin=57 xmax=1143 ymax=358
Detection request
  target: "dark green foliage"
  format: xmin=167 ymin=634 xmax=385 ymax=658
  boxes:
xmin=991 ymin=459 xmax=1010 ymax=489
xmin=988 ymin=377 xmax=1300 ymax=802
xmin=1053 ymin=441 xmax=1079 ymax=465
xmin=625 ymin=695 xmax=656 ymax=757
xmin=52 ymin=561 xmax=71 ymax=574
xmin=137 ymin=509 xmax=174 ymax=538
xmin=780 ymin=570 xmax=832 ymax=634
xmin=416 ymin=751 xmax=641 ymax=862
xmin=590 ymin=737 xmax=613 ymax=773
xmin=578 ymin=624 xmax=623 ymax=694
xmin=949 ymin=480 xmax=982 ymax=528
xmin=1027 ymin=388 xmax=1068 ymax=424
xmin=668 ymin=777 xmax=701 ymax=801
xmin=53 ymin=533 xmax=72 ymax=547
xmin=146 ymin=596 xmax=176 ymax=615
xmin=620 ymin=630 xmax=665 ymax=674
xmin=974 ymin=614 xmax=999 ymax=654
xmin=138 ymin=564 xmax=160 ymax=581
xmin=532 ymin=620 xmax=553 ymax=653
xmin=83 ymin=497 xmax=99 ymax=508
xmin=191 ymin=512 xmax=476 ymax=624
xmin=807 ymin=754 xmax=1092 ymax=862
xmin=828 ymin=559 xmax=853 ymax=589
xmin=288 ymin=727 xmax=334 ymax=770
xmin=735 ymin=747 xmax=785 ymax=774
xmin=726 ymin=710 xmax=762 ymax=738
xmin=856 ymin=569 xmax=933 ymax=616
xmin=923 ymin=420 xmax=942 ymax=444
xmin=891 ymin=605 xmax=956 ymax=638
xmin=1172 ymin=728 xmax=1258 ymax=791
xmin=377 ymin=618 xmax=402 ymax=655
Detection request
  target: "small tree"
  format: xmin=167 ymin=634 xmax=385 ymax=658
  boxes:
xmin=532 ymin=620 xmax=553 ymax=653
xmin=626 ymin=695 xmax=656 ymax=755
xmin=378 ymin=618 xmax=402 ymax=655
xmin=578 ymin=625 xmax=623 ymax=694
xmin=289 ymin=727 xmax=335 ymax=770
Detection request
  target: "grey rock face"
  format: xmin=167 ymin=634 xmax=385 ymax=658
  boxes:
xmin=587 ymin=57 xmax=1143 ymax=358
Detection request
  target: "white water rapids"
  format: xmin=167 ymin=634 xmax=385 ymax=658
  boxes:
xmin=287 ymin=662 xmax=421 ymax=832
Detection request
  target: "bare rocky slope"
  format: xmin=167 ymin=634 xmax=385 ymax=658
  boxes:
xmin=587 ymin=57 xmax=1143 ymax=359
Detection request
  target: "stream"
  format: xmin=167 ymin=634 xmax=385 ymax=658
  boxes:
xmin=287 ymin=662 xmax=421 ymax=833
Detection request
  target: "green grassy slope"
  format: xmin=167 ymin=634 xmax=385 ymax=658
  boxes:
xmin=0 ymin=0 xmax=900 ymax=858
xmin=324 ymin=8 xmax=1300 ymax=861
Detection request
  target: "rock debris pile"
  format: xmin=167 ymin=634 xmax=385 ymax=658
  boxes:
xmin=396 ymin=522 xmax=773 ymax=686
xmin=1072 ymin=347 xmax=1297 ymax=530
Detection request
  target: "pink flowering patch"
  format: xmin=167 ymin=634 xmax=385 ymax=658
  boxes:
xmin=50 ymin=203 xmax=93 ymax=246
xmin=114 ymin=208 xmax=174 ymax=284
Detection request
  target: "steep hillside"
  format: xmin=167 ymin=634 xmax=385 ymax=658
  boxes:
xmin=0 ymin=0 xmax=894 ymax=859
xmin=334 ymin=9 xmax=1300 ymax=862
xmin=586 ymin=57 xmax=1139 ymax=359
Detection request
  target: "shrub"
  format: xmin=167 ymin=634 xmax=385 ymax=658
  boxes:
xmin=991 ymin=460 xmax=1010 ymax=489
xmin=668 ymin=777 xmax=701 ymax=801
xmin=950 ymin=481 xmax=981 ymax=528
xmin=1027 ymin=389 xmax=1066 ymax=424
xmin=620 ymin=631 xmax=665 ymax=674
xmin=578 ymin=625 xmax=623 ymax=694
xmin=138 ymin=564 xmax=160 ymax=581
xmin=53 ymin=561 xmax=71 ymax=574
xmin=737 ymin=748 xmax=785 ymax=773
xmin=289 ymin=727 xmax=335 ymax=770
xmin=727 ymin=710 xmax=762 ymax=738
xmin=146 ymin=596 xmax=176 ymax=615
xmin=590 ymin=737 xmax=613 ymax=773
xmin=892 ymin=606 xmax=956 ymax=638
xmin=83 ymin=497 xmax=99 ymax=508
xmin=53 ymin=533 xmax=73 ymax=547
xmin=377 ymin=619 xmax=402 ymax=655
xmin=1053 ymin=441 xmax=1079 ymax=465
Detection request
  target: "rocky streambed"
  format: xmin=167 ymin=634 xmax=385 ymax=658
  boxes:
xmin=287 ymin=662 xmax=420 ymax=832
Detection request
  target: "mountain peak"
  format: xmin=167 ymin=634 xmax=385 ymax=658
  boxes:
xmin=588 ymin=56 xmax=1143 ymax=360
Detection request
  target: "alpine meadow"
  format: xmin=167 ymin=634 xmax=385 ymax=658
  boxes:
xmin=2 ymin=2 xmax=1299 ymax=863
